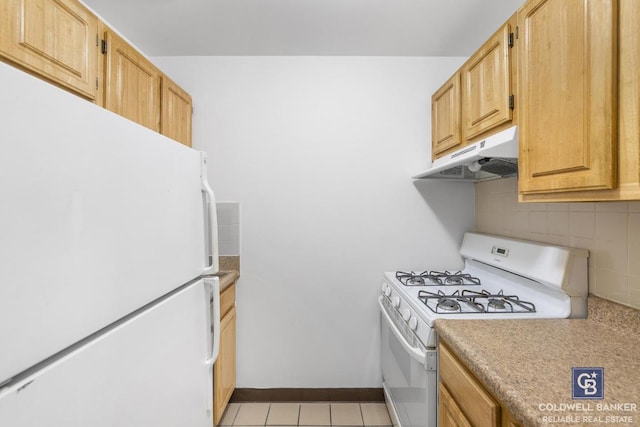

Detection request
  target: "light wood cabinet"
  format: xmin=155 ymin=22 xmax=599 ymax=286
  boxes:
xmin=432 ymin=73 xmax=462 ymax=158
xmin=214 ymin=283 xmax=237 ymax=425
xmin=103 ymin=29 xmax=161 ymax=133
xmin=439 ymin=341 xmax=524 ymax=427
xmin=0 ymin=0 xmax=100 ymax=100
xmin=502 ymin=410 xmax=523 ymax=427
xmin=519 ymin=0 xmax=640 ymax=202
xmin=517 ymin=0 xmax=617 ymax=195
xmin=461 ymin=18 xmax=515 ymax=142
xmin=161 ymin=75 xmax=193 ymax=147
xmin=432 ymin=14 xmax=515 ymax=161
xmin=1 ymin=0 xmax=195 ymax=147
xmin=439 ymin=342 xmax=499 ymax=427
xmin=439 ymin=383 xmax=472 ymax=427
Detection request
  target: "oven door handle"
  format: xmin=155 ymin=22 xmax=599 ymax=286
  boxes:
xmin=378 ymin=296 xmax=426 ymax=366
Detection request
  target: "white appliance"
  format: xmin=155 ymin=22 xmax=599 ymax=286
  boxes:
xmin=413 ymin=126 xmax=518 ymax=181
xmin=379 ymin=232 xmax=588 ymax=427
xmin=0 ymin=62 xmax=221 ymax=426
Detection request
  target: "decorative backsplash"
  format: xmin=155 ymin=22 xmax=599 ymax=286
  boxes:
xmin=475 ymin=177 xmax=640 ymax=310
xmin=216 ymin=202 xmax=240 ymax=256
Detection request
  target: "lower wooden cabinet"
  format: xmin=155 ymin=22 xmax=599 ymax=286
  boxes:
xmin=214 ymin=283 xmax=237 ymax=424
xmin=439 ymin=383 xmax=472 ymax=427
xmin=439 ymin=341 xmax=521 ymax=427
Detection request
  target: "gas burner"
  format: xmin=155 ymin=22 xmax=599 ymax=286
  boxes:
xmin=408 ymin=276 xmax=425 ymax=286
xmin=432 ymin=271 xmax=481 ymax=286
xmin=444 ymin=276 xmax=463 ymax=285
xmin=487 ymin=298 xmax=506 ymax=310
xmin=437 ymin=298 xmax=460 ymax=312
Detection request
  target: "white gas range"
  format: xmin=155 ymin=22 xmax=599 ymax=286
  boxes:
xmin=378 ymin=232 xmax=589 ymax=427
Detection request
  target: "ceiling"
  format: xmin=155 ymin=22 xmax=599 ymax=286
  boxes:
xmin=81 ymin=0 xmax=524 ymax=57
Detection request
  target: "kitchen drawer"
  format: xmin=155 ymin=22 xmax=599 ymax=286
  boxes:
xmin=439 ymin=342 xmax=499 ymax=427
xmin=220 ymin=283 xmax=236 ymax=318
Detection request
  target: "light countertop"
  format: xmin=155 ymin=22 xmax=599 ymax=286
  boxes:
xmin=435 ymin=297 xmax=640 ymax=427
xmin=216 ymin=270 xmax=239 ymax=292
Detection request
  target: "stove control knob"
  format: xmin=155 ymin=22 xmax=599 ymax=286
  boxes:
xmin=381 ymin=283 xmax=387 ymax=293
xmin=408 ymin=317 xmax=418 ymax=330
xmin=383 ymin=286 xmax=392 ymax=297
xmin=391 ymin=297 xmax=400 ymax=308
xmin=402 ymin=309 xmax=411 ymax=321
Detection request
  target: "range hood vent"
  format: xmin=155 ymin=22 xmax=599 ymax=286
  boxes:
xmin=413 ymin=126 xmax=518 ymax=181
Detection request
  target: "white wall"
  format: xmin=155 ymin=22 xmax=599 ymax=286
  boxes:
xmin=153 ymin=56 xmax=474 ymax=387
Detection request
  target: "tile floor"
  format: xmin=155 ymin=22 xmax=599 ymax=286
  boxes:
xmin=219 ymin=402 xmax=392 ymax=427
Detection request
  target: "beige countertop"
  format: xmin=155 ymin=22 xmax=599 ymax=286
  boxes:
xmin=435 ymin=297 xmax=640 ymax=427
xmin=216 ymin=256 xmax=239 ymax=292
xmin=216 ymin=270 xmax=239 ymax=292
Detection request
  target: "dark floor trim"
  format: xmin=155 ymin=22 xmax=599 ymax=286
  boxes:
xmin=231 ymin=388 xmax=384 ymax=402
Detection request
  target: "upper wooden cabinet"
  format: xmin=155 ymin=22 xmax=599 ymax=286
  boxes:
xmin=1 ymin=0 xmax=196 ymax=147
xmin=517 ymin=0 xmax=617 ymax=195
xmin=520 ymin=0 xmax=640 ymax=202
xmin=461 ymin=18 xmax=515 ymax=142
xmin=103 ymin=29 xmax=161 ymax=133
xmin=432 ymin=15 xmax=515 ymax=161
xmin=432 ymin=73 xmax=461 ymax=158
xmin=161 ymin=76 xmax=193 ymax=147
xmin=0 ymin=0 xmax=99 ymax=100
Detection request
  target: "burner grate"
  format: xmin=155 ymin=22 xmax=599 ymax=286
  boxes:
xmin=395 ymin=270 xmax=481 ymax=287
xmin=417 ymin=289 xmax=536 ymax=314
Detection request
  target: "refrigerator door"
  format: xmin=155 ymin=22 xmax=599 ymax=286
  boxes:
xmin=0 ymin=62 xmax=215 ymax=384
xmin=0 ymin=278 xmax=219 ymax=426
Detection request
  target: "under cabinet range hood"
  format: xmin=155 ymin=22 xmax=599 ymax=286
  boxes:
xmin=413 ymin=126 xmax=518 ymax=181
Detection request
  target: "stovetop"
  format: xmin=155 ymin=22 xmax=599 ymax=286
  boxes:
xmin=379 ymin=233 xmax=588 ymax=349
xmin=384 ymin=260 xmax=572 ymax=325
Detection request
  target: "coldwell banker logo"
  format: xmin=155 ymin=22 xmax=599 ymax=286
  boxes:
xmin=572 ymin=367 xmax=604 ymax=399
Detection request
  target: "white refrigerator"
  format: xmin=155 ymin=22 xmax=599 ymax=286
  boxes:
xmin=0 ymin=62 xmax=221 ymax=426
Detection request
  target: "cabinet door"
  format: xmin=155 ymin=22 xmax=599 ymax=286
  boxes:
xmin=461 ymin=21 xmax=513 ymax=141
xmin=432 ymin=73 xmax=461 ymax=158
xmin=214 ymin=306 xmax=236 ymax=425
xmin=161 ymin=76 xmax=193 ymax=147
xmin=104 ymin=30 xmax=161 ymax=132
xmin=518 ymin=0 xmax=617 ymax=194
xmin=0 ymin=0 xmax=99 ymax=100
xmin=439 ymin=383 xmax=472 ymax=427
xmin=502 ymin=409 xmax=523 ymax=427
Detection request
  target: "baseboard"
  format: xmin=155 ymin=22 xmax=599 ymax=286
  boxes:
xmin=231 ymin=388 xmax=384 ymax=402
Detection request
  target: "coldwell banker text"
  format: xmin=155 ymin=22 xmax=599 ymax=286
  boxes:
xmin=538 ymin=402 xmax=637 ymax=424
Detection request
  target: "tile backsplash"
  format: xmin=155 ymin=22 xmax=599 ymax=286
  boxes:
xmin=216 ymin=202 xmax=240 ymax=256
xmin=475 ymin=177 xmax=640 ymax=310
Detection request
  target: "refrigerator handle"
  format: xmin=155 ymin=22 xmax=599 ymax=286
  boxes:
xmin=204 ymin=277 xmax=221 ymax=367
xmin=201 ymin=152 xmax=219 ymax=275
xmin=203 ymin=277 xmax=220 ymax=418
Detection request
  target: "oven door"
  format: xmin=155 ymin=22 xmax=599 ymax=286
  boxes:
xmin=378 ymin=296 xmax=437 ymax=427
